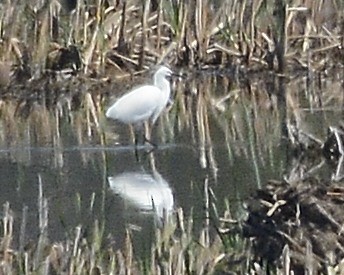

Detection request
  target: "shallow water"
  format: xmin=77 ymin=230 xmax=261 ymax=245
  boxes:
xmin=0 ymin=71 xmax=342 ymax=252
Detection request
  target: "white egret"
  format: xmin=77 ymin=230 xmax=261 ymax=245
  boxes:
xmin=106 ymin=65 xmax=174 ymax=146
xmin=108 ymin=171 xmax=174 ymax=220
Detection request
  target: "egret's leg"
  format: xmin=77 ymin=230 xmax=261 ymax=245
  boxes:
xmin=132 ymin=123 xmax=145 ymax=146
xmin=134 ymin=130 xmax=139 ymax=147
xmin=143 ymin=136 xmax=157 ymax=147
xmin=143 ymin=121 xmax=157 ymax=147
xmin=134 ymin=146 xmax=140 ymax=162
xmin=133 ymin=126 xmax=140 ymax=161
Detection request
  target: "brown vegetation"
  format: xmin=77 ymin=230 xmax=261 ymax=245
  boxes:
xmin=0 ymin=0 xmax=343 ymax=274
xmin=0 ymin=0 xmax=342 ymax=83
xmin=244 ymin=177 xmax=344 ymax=274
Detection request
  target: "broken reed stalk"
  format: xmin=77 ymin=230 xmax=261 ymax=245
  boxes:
xmin=156 ymin=0 xmax=163 ymax=55
xmin=84 ymin=0 xmax=104 ymax=74
xmin=118 ymin=0 xmax=127 ymax=54
xmin=139 ymin=0 xmax=150 ymax=69
xmin=34 ymin=174 xmax=49 ymax=271
xmin=238 ymin=0 xmax=247 ymax=59
xmin=274 ymin=1 xmax=287 ymax=74
xmin=195 ymin=0 xmax=204 ymax=64
xmin=19 ymin=205 xmax=28 ymax=254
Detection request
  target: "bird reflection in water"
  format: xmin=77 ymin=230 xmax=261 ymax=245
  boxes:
xmin=108 ymin=153 xmax=174 ymax=223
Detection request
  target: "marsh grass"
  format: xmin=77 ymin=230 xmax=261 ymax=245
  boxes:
xmin=0 ymin=0 xmax=342 ymax=81
xmin=0 ymin=175 xmax=248 ymax=274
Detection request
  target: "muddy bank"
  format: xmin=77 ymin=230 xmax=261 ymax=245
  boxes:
xmin=244 ymin=178 xmax=344 ymax=273
xmin=242 ymin=128 xmax=344 ymax=273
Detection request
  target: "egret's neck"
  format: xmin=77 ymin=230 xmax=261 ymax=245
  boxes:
xmin=154 ymin=76 xmax=171 ymax=98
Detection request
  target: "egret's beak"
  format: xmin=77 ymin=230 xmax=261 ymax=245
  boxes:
xmin=171 ymin=72 xmax=186 ymax=80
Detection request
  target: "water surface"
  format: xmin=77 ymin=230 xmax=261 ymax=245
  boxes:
xmin=0 ymin=71 xmax=341 ymax=252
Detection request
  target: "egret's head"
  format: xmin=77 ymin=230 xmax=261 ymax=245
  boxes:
xmin=154 ymin=65 xmax=173 ymax=81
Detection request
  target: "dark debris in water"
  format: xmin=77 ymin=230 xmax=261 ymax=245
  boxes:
xmin=323 ymin=125 xmax=344 ymax=161
xmin=243 ymin=178 xmax=344 ymax=273
xmin=242 ymin=124 xmax=344 ymax=273
xmin=287 ymin=122 xmax=344 ymax=179
xmin=46 ymin=44 xmax=82 ymax=73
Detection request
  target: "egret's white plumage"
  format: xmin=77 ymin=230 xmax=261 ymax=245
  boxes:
xmin=106 ymin=66 xmax=172 ymax=125
xmin=108 ymin=171 xmax=174 ymax=219
xmin=106 ymin=66 xmax=173 ymax=145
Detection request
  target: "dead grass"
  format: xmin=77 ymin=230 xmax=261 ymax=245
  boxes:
xmin=0 ymin=0 xmax=342 ymax=81
xmin=0 ymin=178 xmax=247 ymax=274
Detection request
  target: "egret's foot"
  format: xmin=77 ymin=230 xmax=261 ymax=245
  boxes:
xmin=143 ymin=136 xmax=157 ymax=148
xmin=133 ymin=136 xmax=155 ymax=162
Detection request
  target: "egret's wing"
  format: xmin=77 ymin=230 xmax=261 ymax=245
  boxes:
xmin=106 ymin=85 xmax=161 ymax=124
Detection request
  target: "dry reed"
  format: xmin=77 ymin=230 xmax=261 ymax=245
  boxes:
xmin=0 ymin=0 xmax=341 ymax=80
